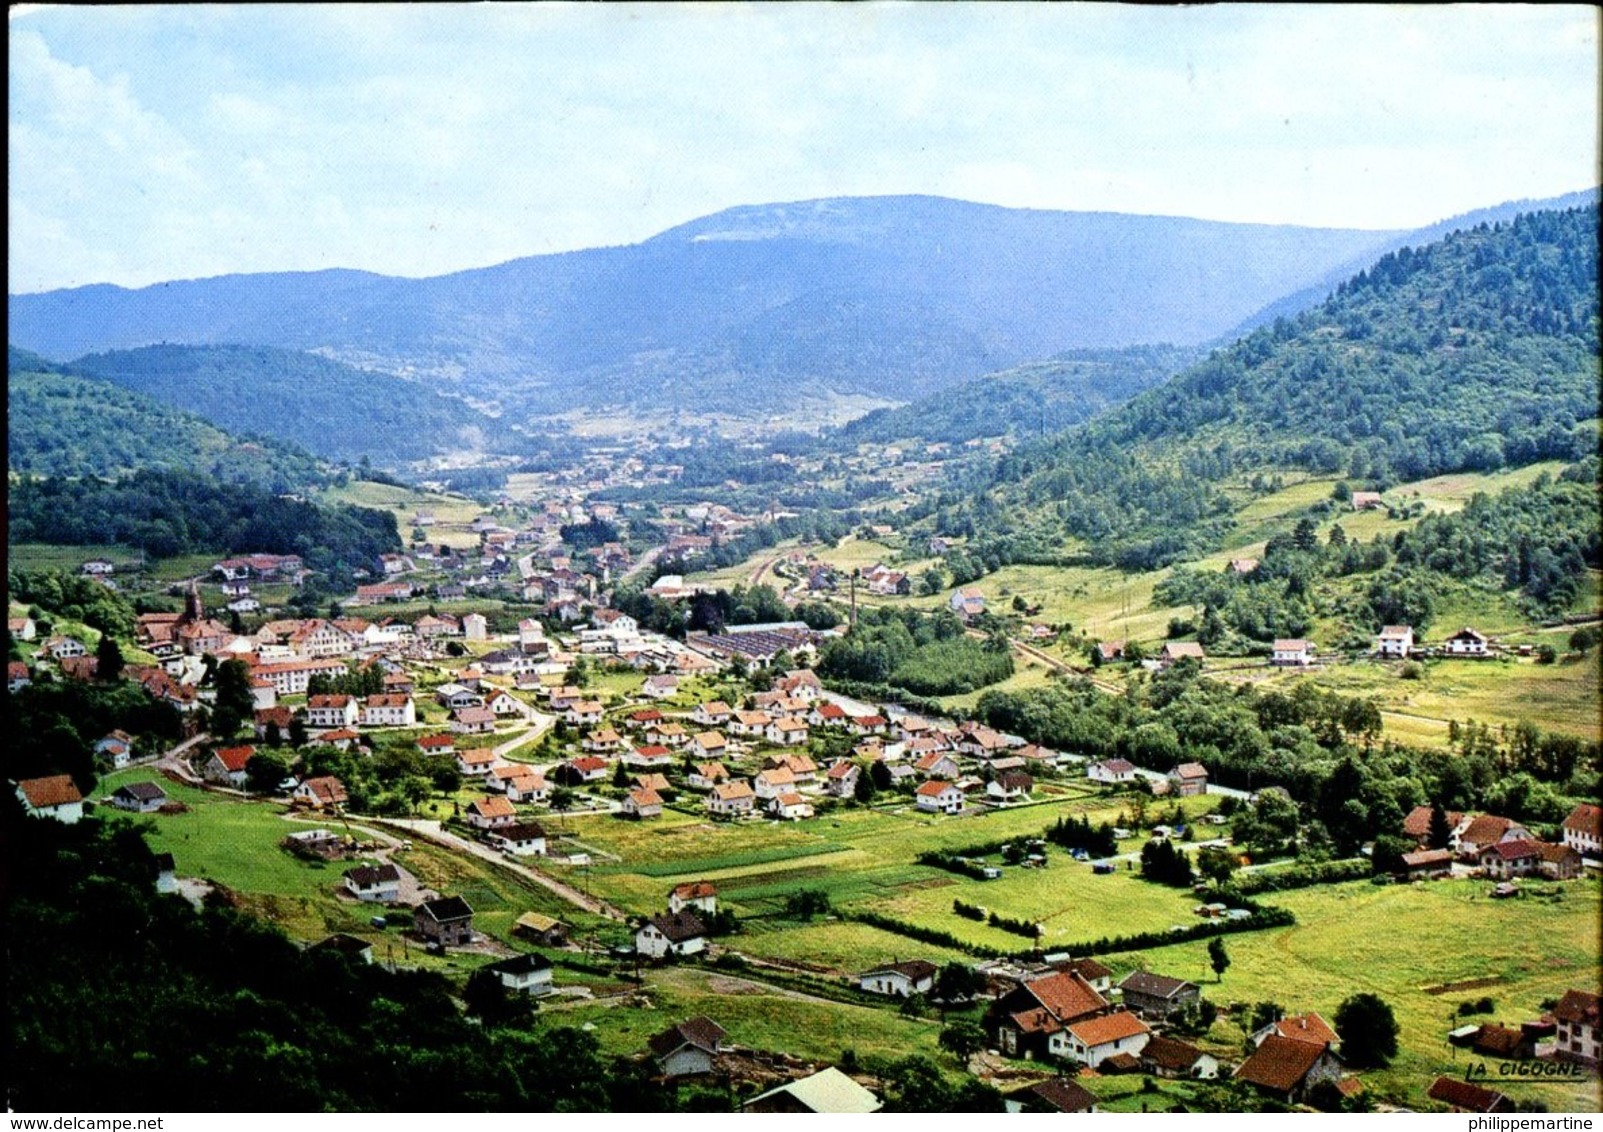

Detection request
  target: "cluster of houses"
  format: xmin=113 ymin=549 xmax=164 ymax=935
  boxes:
xmin=1395 ymin=803 xmax=1597 ymax=882
xmin=532 ymin=668 xmax=1062 ymax=825
xmin=1373 ymin=624 xmax=1493 ymax=659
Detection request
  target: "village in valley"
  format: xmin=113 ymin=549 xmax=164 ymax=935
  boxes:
xmin=9 ymin=451 xmax=1600 ymax=1115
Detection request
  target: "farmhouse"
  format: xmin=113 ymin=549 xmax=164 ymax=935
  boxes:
xmin=1426 ymin=1077 xmax=1514 ymax=1114
xmin=648 ymin=1016 xmax=728 ymax=1078
xmin=487 ymin=822 xmax=548 ymax=856
xmin=110 ymin=781 xmax=168 ymax=813
xmin=292 ymin=776 xmax=348 ymax=809
xmin=1088 ymin=758 xmax=1138 ymax=785
xmin=203 ymin=746 xmax=254 ymax=788
xmin=986 ymin=970 xmax=1111 ymax=1059
xmin=1005 ymin=1078 xmax=1097 ymax=1114
xmin=1234 ymin=1034 xmax=1343 ymax=1104
xmin=1117 ymin=971 xmax=1200 ymax=1020
xmin=669 ymin=881 xmax=717 ymax=915
xmin=1441 ymin=627 xmax=1490 ymax=656
xmin=1552 ymin=989 xmax=1600 ymax=1067
xmin=1270 ymin=638 xmax=1314 ymax=666
xmin=16 ymin=775 xmax=85 ymax=823
xmin=1399 ymin=848 xmax=1455 ymax=879
xmin=1478 ymin=839 xmax=1545 ymax=879
xmin=456 ymin=748 xmax=497 ymax=777
xmin=987 ymin=771 xmax=1033 ymax=803
xmin=1168 ymin=763 xmax=1208 ymax=797
xmin=1375 ymin=625 xmax=1414 ymax=658
xmin=857 ymin=959 xmax=937 ymax=998
xmin=485 ymin=952 xmax=555 ymax=996
xmin=623 ymin=787 xmax=664 ymax=819
xmin=343 ymin=863 xmax=402 ymax=902
xmin=451 ymin=706 xmax=497 ymax=734
xmin=513 ymin=912 xmax=569 ymax=947
xmin=1158 ymin=641 xmax=1206 ymax=668
xmin=1252 ymin=1012 xmax=1337 ymax=1049
xmin=768 ymin=792 xmax=814 ymax=821
xmin=1141 ymin=1035 xmax=1221 ymax=1079
xmin=1561 ymin=803 xmax=1601 ymax=858
xmin=1457 ymin=814 xmax=1532 ymax=856
xmin=825 ymin=761 xmax=861 ymax=798
xmin=414 ymin=896 xmax=474 ymax=947
xmin=688 ymin=761 xmax=730 ymax=790
xmin=635 ymin=910 xmax=707 ymax=959
xmin=504 ymin=773 xmax=549 ymax=804
xmin=1051 ymin=1010 xmax=1151 ymax=1068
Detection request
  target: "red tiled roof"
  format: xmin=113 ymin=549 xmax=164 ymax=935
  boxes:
xmin=18 ymin=774 xmax=82 ymax=808
xmin=1427 ymin=1076 xmax=1510 ymax=1113
xmin=1271 ymin=1012 xmax=1337 ymax=1047
xmin=1562 ymin=803 xmax=1601 ymax=838
xmin=1067 ymin=1010 xmax=1149 ymax=1048
xmin=1235 ymin=1034 xmax=1326 ymax=1094
xmin=213 ymin=745 xmax=256 ymax=772
xmin=1024 ymin=970 xmax=1108 ymax=1024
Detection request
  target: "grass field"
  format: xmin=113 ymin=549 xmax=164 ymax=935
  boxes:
xmin=1110 ymin=875 xmax=1603 ymax=1112
xmin=538 ymin=963 xmax=951 ymax=1070
xmin=1232 ymin=653 xmax=1602 ymax=743
xmin=320 ymin=481 xmax=487 ymax=550
xmin=556 ymin=789 xmax=1223 ymax=966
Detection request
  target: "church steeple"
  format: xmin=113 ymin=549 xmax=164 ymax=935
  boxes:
xmin=184 ymin=580 xmax=204 ymax=622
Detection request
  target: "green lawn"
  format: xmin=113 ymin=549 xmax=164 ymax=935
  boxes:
xmin=538 ymin=964 xmax=952 ymax=1070
xmin=1108 ymin=876 xmax=1602 ymax=1112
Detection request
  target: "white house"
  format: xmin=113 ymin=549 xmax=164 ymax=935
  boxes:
xmin=669 ymin=881 xmax=718 ymax=915
xmin=1271 ymin=638 xmax=1314 ymax=666
xmin=1088 ymin=758 xmax=1139 ymax=785
xmin=1375 ymin=625 xmax=1414 ymax=658
xmin=768 ymin=792 xmax=815 ymax=821
xmin=360 ymin=694 xmax=416 ymax=727
xmin=306 ymin=694 xmax=360 ymax=730
xmin=16 ymin=775 xmax=84 ymax=823
xmin=1050 ymin=1011 xmax=1152 ymax=1067
xmin=1442 ymin=627 xmax=1490 ymax=657
xmin=466 ymin=796 xmax=519 ymax=829
xmin=635 ymin=910 xmax=708 ymax=959
xmin=857 ymin=960 xmax=937 ymax=998
xmin=706 ymin=780 xmax=757 ymax=818
xmin=1561 ymin=803 xmax=1601 ymax=858
xmin=987 ymin=771 xmax=1033 ymax=803
xmin=915 ymin=780 xmax=964 ymax=815
xmin=343 ymin=863 xmax=402 ymax=902
xmin=488 ymin=952 xmax=555 ymax=996
xmin=487 ymin=821 xmax=548 ymax=856
xmin=825 ymin=761 xmax=860 ymax=798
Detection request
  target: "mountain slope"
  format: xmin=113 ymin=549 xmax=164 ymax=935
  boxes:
xmin=8 ymin=196 xmax=1407 ymax=414
xmin=939 ymin=204 xmax=1600 ymax=568
xmin=832 ymin=344 xmax=1202 ymax=447
xmin=67 ymin=344 xmax=497 ymax=465
xmin=7 ymin=347 xmax=326 ymax=488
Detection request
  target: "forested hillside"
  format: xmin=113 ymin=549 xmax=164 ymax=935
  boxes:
xmin=9 ymin=468 xmax=402 ymax=580
xmin=8 ymin=348 xmax=326 ymax=488
xmin=70 ymin=344 xmax=495 ymax=465
xmin=934 ymin=205 xmax=1600 ymax=570
xmin=833 ymin=345 xmax=1199 ymax=446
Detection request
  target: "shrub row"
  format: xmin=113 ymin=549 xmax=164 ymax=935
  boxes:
xmin=988 ymin=912 xmax=1042 ymax=939
xmin=917 ymin=851 xmax=992 ymax=880
xmin=1220 ymin=858 xmax=1371 ymax=896
xmin=844 ymin=910 xmax=1005 ymax=959
xmin=952 ymin=900 xmax=986 ymax=922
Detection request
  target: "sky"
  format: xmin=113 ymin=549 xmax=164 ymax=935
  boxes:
xmin=8 ymin=3 xmax=1599 ymax=294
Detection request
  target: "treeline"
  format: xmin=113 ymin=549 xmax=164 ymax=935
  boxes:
xmin=974 ymin=663 xmax=1597 ymax=849
xmin=817 ymin=606 xmax=1014 ymax=696
xmin=1044 ymin=814 xmax=1118 ymax=857
xmin=4 ymin=815 xmax=699 ymax=1112
xmin=10 ymin=468 xmax=401 ymax=584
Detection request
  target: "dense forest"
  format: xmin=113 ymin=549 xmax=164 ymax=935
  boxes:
xmin=817 ymin=606 xmax=1015 ymax=696
xmin=71 ymin=344 xmax=495 ymax=465
xmin=834 ymin=344 xmax=1200 ymax=447
xmin=9 ymin=468 xmax=401 ymax=580
xmin=8 ymin=348 xmax=327 ymax=489
xmin=927 ymin=206 xmax=1600 ymax=570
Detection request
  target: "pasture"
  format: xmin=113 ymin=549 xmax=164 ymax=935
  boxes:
xmin=1111 ymin=875 xmax=1602 ymax=1112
